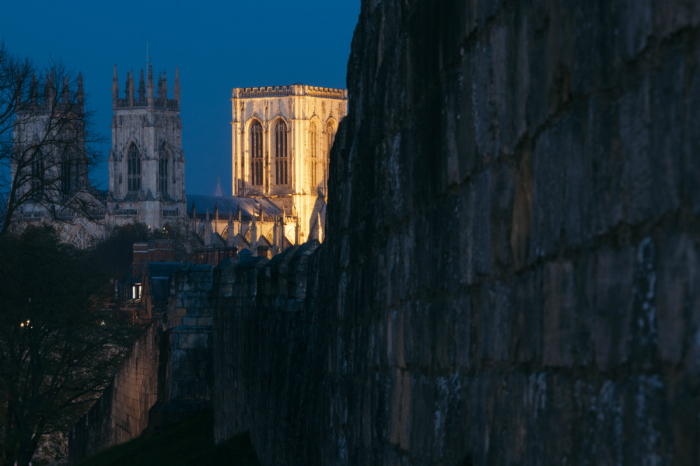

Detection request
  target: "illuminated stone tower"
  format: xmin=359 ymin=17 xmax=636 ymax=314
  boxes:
xmin=230 ymin=85 xmax=347 ymax=243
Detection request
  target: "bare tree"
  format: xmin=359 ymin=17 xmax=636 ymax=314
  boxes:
xmin=0 ymin=226 xmax=139 ymax=466
xmin=0 ymin=43 xmax=105 ymax=237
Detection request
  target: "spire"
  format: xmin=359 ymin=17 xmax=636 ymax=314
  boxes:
xmin=124 ymin=70 xmax=130 ymax=103
xmin=128 ymin=70 xmax=135 ymax=106
xmin=44 ymin=71 xmax=51 ymax=104
xmin=30 ymin=73 xmax=37 ymax=105
xmin=273 ymin=216 xmax=278 ymax=253
xmin=138 ymin=69 xmax=146 ymax=103
xmin=214 ymin=202 xmax=219 ymax=234
xmin=191 ymin=201 xmax=197 ymax=232
xmin=212 ymin=173 xmax=224 ymax=197
xmin=112 ymin=65 xmax=119 ymax=106
xmin=161 ymin=70 xmax=168 ymax=103
xmin=157 ymin=71 xmax=162 ymax=101
xmin=147 ymin=62 xmax=154 ymax=106
xmin=61 ymin=76 xmax=70 ymax=104
xmin=238 ymin=204 xmax=242 ymax=236
xmin=251 ymin=206 xmax=257 ymax=252
xmin=227 ymin=208 xmax=234 ymax=247
xmin=295 ymin=215 xmax=299 ymax=245
xmin=173 ymin=66 xmax=181 ymax=103
xmin=77 ymin=72 xmax=84 ymax=106
xmin=205 ymin=208 xmax=212 ymax=246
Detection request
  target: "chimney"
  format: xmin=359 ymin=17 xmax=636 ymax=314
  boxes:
xmin=132 ymin=242 xmax=149 ymax=278
xmin=152 ymin=239 xmax=175 ymax=262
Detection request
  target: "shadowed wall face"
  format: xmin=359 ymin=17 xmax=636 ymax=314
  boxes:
xmin=313 ymin=0 xmax=700 ymax=463
xmin=71 ymin=0 xmax=700 ymax=464
xmin=211 ymin=0 xmax=700 ymax=464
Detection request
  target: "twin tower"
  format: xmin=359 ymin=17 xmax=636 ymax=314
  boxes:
xmin=107 ymin=63 xmax=186 ymax=230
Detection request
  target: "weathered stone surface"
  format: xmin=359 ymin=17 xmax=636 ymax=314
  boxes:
xmin=212 ymin=0 xmax=700 ymax=464
xmin=73 ymin=1 xmax=700 ymax=464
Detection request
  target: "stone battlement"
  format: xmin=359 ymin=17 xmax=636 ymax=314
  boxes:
xmin=232 ymin=84 xmax=347 ymax=100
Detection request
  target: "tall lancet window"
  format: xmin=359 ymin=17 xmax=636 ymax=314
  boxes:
xmin=309 ymin=122 xmax=317 ymax=188
xmin=31 ymin=149 xmax=45 ymax=196
xmin=326 ymin=121 xmax=335 ymax=154
xmin=251 ymin=120 xmax=263 ymax=186
xmin=159 ymin=143 xmax=169 ymax=195
xmin=61 ymin=149 xmax=72 ymax=194
xmin=275 ymin=120 xmax=288 ymax=185
xmin=127 ymin=144 xmax=141 ymax=192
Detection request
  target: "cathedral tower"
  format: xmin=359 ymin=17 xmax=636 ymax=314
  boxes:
xmin=108 ymin=63 xmax=186 ymax=229
xmin=230 ymin=85 xmax=347 ymax=244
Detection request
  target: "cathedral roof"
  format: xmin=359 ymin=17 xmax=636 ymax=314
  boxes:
xmin=186 ymin=195 xmax=282 ymax=218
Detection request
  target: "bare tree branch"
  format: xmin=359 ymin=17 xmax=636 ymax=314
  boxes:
xmin=0 ymin=44 xmax=106 ymax=237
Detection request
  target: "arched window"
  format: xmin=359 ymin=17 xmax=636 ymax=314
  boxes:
xmin=159 ymin=143 xmax=169 ymax=195
xmin=309 ymin=122 xmax=317 ymax=188
xmin=31 ymin=149 xmax=45 ymax=196
xmin=71 ymin=224 xmax=90 ymax=249
xmin=127 ymin=144 xmax=141 ymax=192
xmin=251 ymin=121 xmax=263 ymax=186
xmin=275 ymin=120 xmax=288 ymax=185
xmin=327 ymin=121 xmax=335 ymax=154
xmin=61 ymin=149 xmax=72 ymax=194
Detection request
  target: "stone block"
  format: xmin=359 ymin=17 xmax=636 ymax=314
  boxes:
xmin=543 ymin=261 xmax=575 ymax=367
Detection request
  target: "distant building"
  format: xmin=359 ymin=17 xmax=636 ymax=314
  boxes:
xmin=12 ymin=66 xmax=347 ymax=256
xmin=231 ymin=85 xmax=347 ymax=243
xmin=107 ymin=64 xmax=187 ymax=231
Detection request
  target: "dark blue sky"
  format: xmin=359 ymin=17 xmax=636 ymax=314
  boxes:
xmin=1 ymin=0 xmax=360 ymax=195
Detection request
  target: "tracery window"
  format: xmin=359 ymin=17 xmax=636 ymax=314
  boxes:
xmin=61 ymin=149 xmax=72 ymax=194
xmin=71 ymin=225 xmax=90 ymax=249
xmin=127 ymin=144 xmax=141 ymax=192
xmin=309 ymin=122 xmax=317 ymax=188
xmin=159 ymin=144 xmax=169 ymax=195
xmin=251 ymin=121 xmax=263 ymax=186
xmin=31 ymin=150 xmax=45 ymax=196
xmin=275 ymin=120 xmax=288 ymax=185
xmin=327 ymin=121 xmax=335 ymax=154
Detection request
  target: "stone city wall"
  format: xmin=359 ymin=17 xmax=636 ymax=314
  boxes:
xmin=71 ymin=0 xmax=700 ymax=464
xmin=213 ymin=0 xmax=700 ymax=464
xmin=309 ymin=0 xmax=700 ymax=464
xmin=212 ymin=242 xmax=322 ymax=463
xmin=69 ymin=322 xmax=159 ymax=464
xmin=69 ymin=264 xmax=215 ymax=464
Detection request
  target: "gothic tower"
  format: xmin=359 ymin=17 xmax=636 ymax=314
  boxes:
xmin=108 ymin=63 xmax=186 ymax=230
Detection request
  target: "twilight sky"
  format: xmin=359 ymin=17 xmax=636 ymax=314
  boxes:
xmin=1 ymin=0 xmax=360 ymax=196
